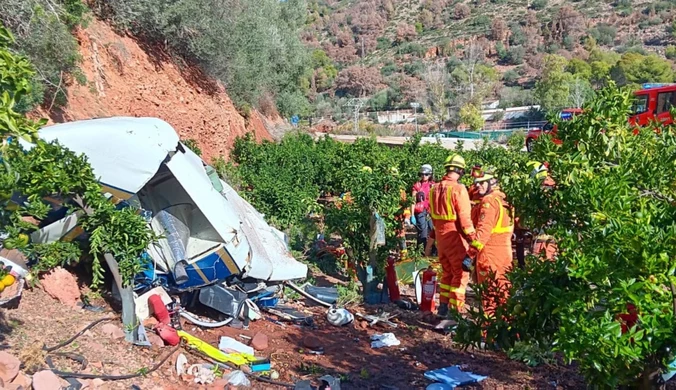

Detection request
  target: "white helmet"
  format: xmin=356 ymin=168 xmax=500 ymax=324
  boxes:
xmin=420 ymin=164 xmax=433 ymax=175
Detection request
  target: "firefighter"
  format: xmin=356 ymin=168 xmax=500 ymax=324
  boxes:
xmin=428 ymin=154 xmax=476 ymax=316
xmin=410 ymin=164 xmax=435 ymax=251
xmin=468 ymin=164 xmax=484 ymax=210
xmin=529 ymin=161 xmax=557 ymax=260
xmin=465 ymin=170 xmax=514 ymax=316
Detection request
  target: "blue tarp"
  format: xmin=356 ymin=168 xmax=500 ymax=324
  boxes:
xmin=424 ymin=366 xmax=488 ymax=389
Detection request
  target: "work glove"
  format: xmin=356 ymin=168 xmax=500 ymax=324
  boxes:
xmin=410 ymin=215 xmax=417 ymax=226
xmin=462 ymin=255 xmax=474 ymax=272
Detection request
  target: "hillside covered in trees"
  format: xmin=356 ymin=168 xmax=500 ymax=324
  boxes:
xmin=303 ymin=0 xmax=676 ymax=127
xmin=3 ymin=0 xmax=676 ymax=131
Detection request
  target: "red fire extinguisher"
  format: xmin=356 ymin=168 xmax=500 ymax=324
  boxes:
xmin=419 ymin=267 xmax=437 ymax=313
xmin=385 ymin=254 xmax=401 ymax=302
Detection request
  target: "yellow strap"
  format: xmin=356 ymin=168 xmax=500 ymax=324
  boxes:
xmin=177 ymin=330 xmax=256 ymax=365
xmin=440 ymin=292 xmax=450 ymax=297
xmin=449 ymin=286 xmax=466 ymax=294
xmin=438 ymin=283 xmax=451 ymax=290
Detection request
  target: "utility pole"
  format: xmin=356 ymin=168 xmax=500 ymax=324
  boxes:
xmin=411 ymin=102 xmax=420 ymax=133
xmin=346 ymin=98 xmax=366 ymax=133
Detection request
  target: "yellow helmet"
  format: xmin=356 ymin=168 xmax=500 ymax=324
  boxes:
xmin=528 ymin=161 xmax=548 ymax=180
xmin=474 ymin=166 xmax=497 ymax=183
xmin=444 ymin=154 xmax=466 ymax=170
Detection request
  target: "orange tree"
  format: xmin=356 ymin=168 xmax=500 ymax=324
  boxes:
xmin=454 ymin=84 xmax=676 ymax=388
xmin=0 ymin=23 xmax=153 ymax=288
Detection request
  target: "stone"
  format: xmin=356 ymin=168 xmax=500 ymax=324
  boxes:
xmin=100 ymin=323 xmax=125 ymax=340
xmin=302 ymin=335 xmax=322 ymax=350
xmin=40 ymin=267 xmax=80 ymax=307
xmin=251 ymin=333 xmax=268 ymax=351
xmin=143 ymin=317 xmax=159 ymax=328
xmin=32 ymin=370 xmax=61 ymax=390
xmin=10 ymin=373 xmax=31 ymax=390
xmin=0 ymin=352 xmax=20 ymax=383
xmin=91 ymin=378 xmax=105 ymax=389
xmin=147 ymin=332 xmax=165 ymax=348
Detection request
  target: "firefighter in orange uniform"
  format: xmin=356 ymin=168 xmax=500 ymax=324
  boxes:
xmin=465 ymin=170 xmax=514 ymax=316
xmin=428 ymin=154 xmax=476 ymax=317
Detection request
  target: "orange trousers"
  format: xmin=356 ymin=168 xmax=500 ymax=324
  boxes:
xmin=434 ymin=221 xmax=469 ymax=310
xmin=475 ymin=238 xmax=512 ymax=317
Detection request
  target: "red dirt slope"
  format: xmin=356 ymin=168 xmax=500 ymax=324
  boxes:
xmin=37 ymin=19 xmax=273 ymax=163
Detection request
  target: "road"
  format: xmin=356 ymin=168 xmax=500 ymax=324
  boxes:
xmin=312 ymin=132 xmax=497 ymax=150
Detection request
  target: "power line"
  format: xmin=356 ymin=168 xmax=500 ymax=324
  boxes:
xmin=346 ymin=98 xmax=366 ymax=133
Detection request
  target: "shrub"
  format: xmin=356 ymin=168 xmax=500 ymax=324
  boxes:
xmin=376 ymin=37 xmax=392 ymax=50
xmin=666 ymin=45 xmax=676 ymax=60
xmin=380 ymin=61 xmax=397 ymax=77
xmin=588 ymin=23 xmax=617 ymax=46
xmin=403 ymin=60 xmax=425 ymax=77
xmin=0 ymin=0 xmax=87 ymax=111
xmin=399 ymin=42 xmax=426 ymax=57
xmin=503 ymin=69 xmax=520 ymax=85
xmin=506 ymin=46 xmax=526 ymax=65
xmin=530 ymin=0 xmax=547 ymax=10
xmin=509 ymin=24 xmax=527 ymax=46
xmin=496 ymin=42 xmax=508 ymax=60
xmin=95 ymin=0 xmax=311 ymax=114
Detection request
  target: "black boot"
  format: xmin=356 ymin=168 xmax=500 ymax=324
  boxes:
xmin=437 ymin=303 xmax=449 ymax=317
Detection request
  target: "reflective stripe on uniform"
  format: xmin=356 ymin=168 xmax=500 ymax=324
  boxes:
xmin=449 ymin=286 xmax=465 ymax=294
xmin=491 ymin=198 xmax=514 ymax=234
xmin=438 ymin=283 xmax=451 ymax=291
xmin=429 ymin=184 xmax=457 ymax=221
xmin=440 ymin=292 xmax=450 ymax=297
xmin=448 ymin=298 xmax=464 ymax=307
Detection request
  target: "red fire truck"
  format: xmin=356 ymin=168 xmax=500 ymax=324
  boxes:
xmin=525 ymin=83 xmax=676 ymax=152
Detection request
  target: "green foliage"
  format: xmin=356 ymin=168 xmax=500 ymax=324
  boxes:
xmin=25 ymin=242 xmax=82 ymax=279
xmin=502 ymin=69 xmax=519 ymax=86
xmin=666 ymin=45 xmax=676 ymax=60
xmin=534 ymin=54 xmax=574 ymax=112
xmin=454 ymin=84 xmax=676 ymax=387
xmin=380 ymin=61 xmax=397 ymax=77
xmin=588 ymin=23 xmax=617 ymax=46
xmin=182 ymin=138 xmax=202 ymax=156
xmin=96 ymin=0 xmax=311 ymax=115
xmin=611 ymin=52 xmax=675 ymax=87
xmin=505 ymin=46 xmax=525 ymax=65
xmin=509 ymin=24 xmax=527 ymax=46
xmin=376 ymin=37 xmax=392 ymax=50
xmin=459 ymin=103 xmax=484 ymax=130
xmin=530 ymin=0 xmax=547 ymax=10
xmin=0 ymin=0 xmax=87 ymax=111
xmin=0 ymin=26 xmax=153 ymax=289
xmin=566 ymin=58 xmax=592 ymax=80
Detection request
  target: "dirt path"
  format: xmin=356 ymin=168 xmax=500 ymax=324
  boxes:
xmin=0 ymin=279 xmax=592 ymax=390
